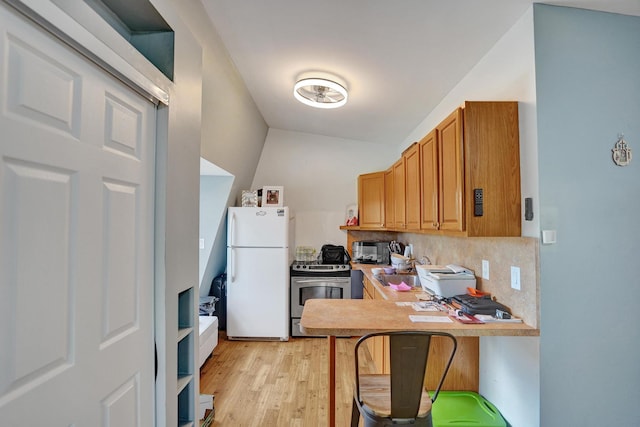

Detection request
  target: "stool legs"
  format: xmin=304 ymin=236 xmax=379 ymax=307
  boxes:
xmin=351 ymin=397 xmax=360 ymax=426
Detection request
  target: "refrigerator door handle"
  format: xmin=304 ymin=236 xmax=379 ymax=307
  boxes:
xmin=230 ymin=247 xmax=236 ymax=282
xmin=229 ymin=211 xmax=236 ymax=247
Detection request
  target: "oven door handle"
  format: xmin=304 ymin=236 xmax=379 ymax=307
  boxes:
xmin=293 ymin=278 xmax=348 ymax=284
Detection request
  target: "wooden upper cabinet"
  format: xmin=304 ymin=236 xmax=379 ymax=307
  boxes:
xmin=355 ymin=101 xmax=521 ymax=237
xmin=384 ymin=167 xmax=394 ymax=228
xmin=418 ymin=109 xmax=463 ymax=232
xmin=419 ymin=130 xmax=438 ymax=230
xmin=463 ymin=101 xmax=521 ymax=236
xmin=358 ymin=171 xmax=385 ymax=229
xmin=403 ymin=142 xmax=421 ymax=230
xmin=392 ymin=158 xmax=406 ymax=229
xmin=419 ymin=102 xmax=521 ymax=236
xmin=437 ymin=108 xmax=465 ymax=232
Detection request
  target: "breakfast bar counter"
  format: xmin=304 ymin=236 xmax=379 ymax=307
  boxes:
xmin=300 ymin=297 xmax=538 ymax=427
xmin=300 ymin=298 xmax=539 ymax=337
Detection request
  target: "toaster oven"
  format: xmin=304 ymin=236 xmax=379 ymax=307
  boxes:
xmin=351 ymin=241 xmax=390 ymax=264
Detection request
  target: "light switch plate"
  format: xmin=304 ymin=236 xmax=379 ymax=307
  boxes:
xmin=511 ymin=266 xmax=521 ymax=290
xmin=482 ymin=260 xmax=489 ymax=280
xmin=541 ymin=230 xmax=557 ymax=245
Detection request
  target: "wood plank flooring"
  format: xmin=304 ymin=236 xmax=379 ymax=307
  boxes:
xmin=199 ymin=333 xmax=374 ymax=426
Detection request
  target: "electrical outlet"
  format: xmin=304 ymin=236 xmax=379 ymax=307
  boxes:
xmin=482 ymin=260 xmax=489 ymax=280
xmin=511 ymin=266 xmax=521 ymax=290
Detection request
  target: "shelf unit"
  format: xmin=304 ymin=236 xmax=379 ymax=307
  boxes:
xmin=177 ymin=288 xmax=195 ymax=426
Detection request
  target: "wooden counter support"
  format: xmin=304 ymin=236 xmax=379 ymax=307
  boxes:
xmin=429 ymin=336 xmax=478 ymax=391
xmin=328 ymin=335 xmax=336 ymax=427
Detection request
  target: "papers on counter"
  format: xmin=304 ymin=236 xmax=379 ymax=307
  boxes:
xmin=474 ymin=314 xmax=523 ymax=323
xmin=409 ymin=315 xmax=453 ymax=323
xmin=395 ymin=301 xmax=442 ymax=312
xmin=415 ymin=292 xmax=434 ymax=301
xmin=412 ymin=301 xmax=440 ymax=311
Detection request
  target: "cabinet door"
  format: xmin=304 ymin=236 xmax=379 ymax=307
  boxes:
xmin=392 ymin=158 xmax=406 ymax=229
xmin=463 ymin=101 xmax=521 ymax=237
xmin=437 ymin=108 xmax=464 ymax=232
xmin=362 ymin=278 xmax=375 ymax=365
xmin=384 ymin=167 xmax=394 ymax=228
xmin=372 ymin=286 xmax=387 ymax=374
xmin=363 ymin=277 xmax=373 ymax=300
xmin=358 ymin=172 xmax=385 ymax=229
xmin=404 ymin=143 xmax=421 ymax=230
xmin=420 ymin=130 xmax=438 ymax=230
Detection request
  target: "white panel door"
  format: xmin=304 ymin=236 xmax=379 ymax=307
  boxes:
xmin=0 ymin=4 xmax=155 ymax=426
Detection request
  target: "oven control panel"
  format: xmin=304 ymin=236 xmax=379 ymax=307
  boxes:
xmin=290 ymin=261 xmax=351 ymax=276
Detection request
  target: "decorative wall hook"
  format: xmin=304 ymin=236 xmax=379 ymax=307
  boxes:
xmin=612 ymin=134 xmax=632 ymax=166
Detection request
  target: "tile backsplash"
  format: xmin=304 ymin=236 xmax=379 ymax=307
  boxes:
xmin=348 ymin=231 xmax=539 ymax=327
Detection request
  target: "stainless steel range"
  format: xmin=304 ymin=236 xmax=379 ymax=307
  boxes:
xmin=290 ymin=261 xmax=351 ymax=337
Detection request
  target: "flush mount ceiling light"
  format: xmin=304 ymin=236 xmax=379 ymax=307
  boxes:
xmin=293 ymin=78 xmax=348 ymax=109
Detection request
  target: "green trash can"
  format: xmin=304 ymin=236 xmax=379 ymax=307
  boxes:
xmin=432 ymin=391 xmax=507 ymax=427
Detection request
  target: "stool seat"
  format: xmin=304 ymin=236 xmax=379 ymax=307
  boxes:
xmin=351 ymin=331 xmax=457 ymax=427
xmin=357 ymin=374 xmax=432 ymax=418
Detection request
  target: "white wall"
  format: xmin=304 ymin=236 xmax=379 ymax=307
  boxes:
xmin=177 ymin=1 xmax=269 ymax=294
xmin=402 ymin=8 xmax=540 ymax=427
xmin=178 ymin=0 xmax=269 ymax=204
xmin=199 ymin=159 xmax=234 ymax=295
xmin=252 ymin=128 xmax=397 ymax=250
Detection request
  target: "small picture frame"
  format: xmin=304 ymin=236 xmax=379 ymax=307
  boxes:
xmin=241 ymin=190 xmax=258 ymax=207
xmin=345 ymin=204 xmax=358 ymax=226
xmin=262 ymin=186 xmax=284 ymax=207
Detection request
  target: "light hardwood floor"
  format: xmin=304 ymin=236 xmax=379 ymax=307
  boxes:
xmin=199 ymin=333 xmax=374 ymax=426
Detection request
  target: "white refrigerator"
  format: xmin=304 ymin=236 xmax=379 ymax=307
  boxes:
xmin=226 ymin=206 xmax=290 ymax=340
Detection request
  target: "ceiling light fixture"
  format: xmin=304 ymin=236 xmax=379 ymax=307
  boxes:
xmin=293 ymin=78 xmax=348 ymax=109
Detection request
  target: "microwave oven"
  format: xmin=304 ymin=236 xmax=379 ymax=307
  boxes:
xmin=351 ymin=241 xmax=390 ymax=265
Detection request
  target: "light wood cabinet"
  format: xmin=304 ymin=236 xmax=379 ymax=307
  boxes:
xmin=403 ymin=142 xmax=421 ymax=230
xmin=362 ymin=276 xmax=374 ymax=300
xmin=362 ymin=277 xmax=386 ymax=374
xmin=462 ymin=101 xmax=521 ymax=236
xmin=419 ymin=129 xmax=438 ymax=230
xmin=419 ymin=108 xmax=464 ymax=232
xmin=372 ymin=285 xmax=388 ymax=374
xmin=420 ymin=101 xmax=521 ymax=236
xmin=392 ymin=158 xmax=406 ymax=229
xmin=358 ymin=171 xmax=385 ymax=229
xmin=384 ymin=167 xmax=394 ymax=228
xmin=355 ymin=101 xmax=521 ymax=236
xmin=362 ymin=277 xmax=375 ymax=367
xmin=437 ymin=108 xmax=465 ymax=231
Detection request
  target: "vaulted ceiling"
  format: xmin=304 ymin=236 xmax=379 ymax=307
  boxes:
xmin=201 ymin=0 xmax=640 ymax=144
